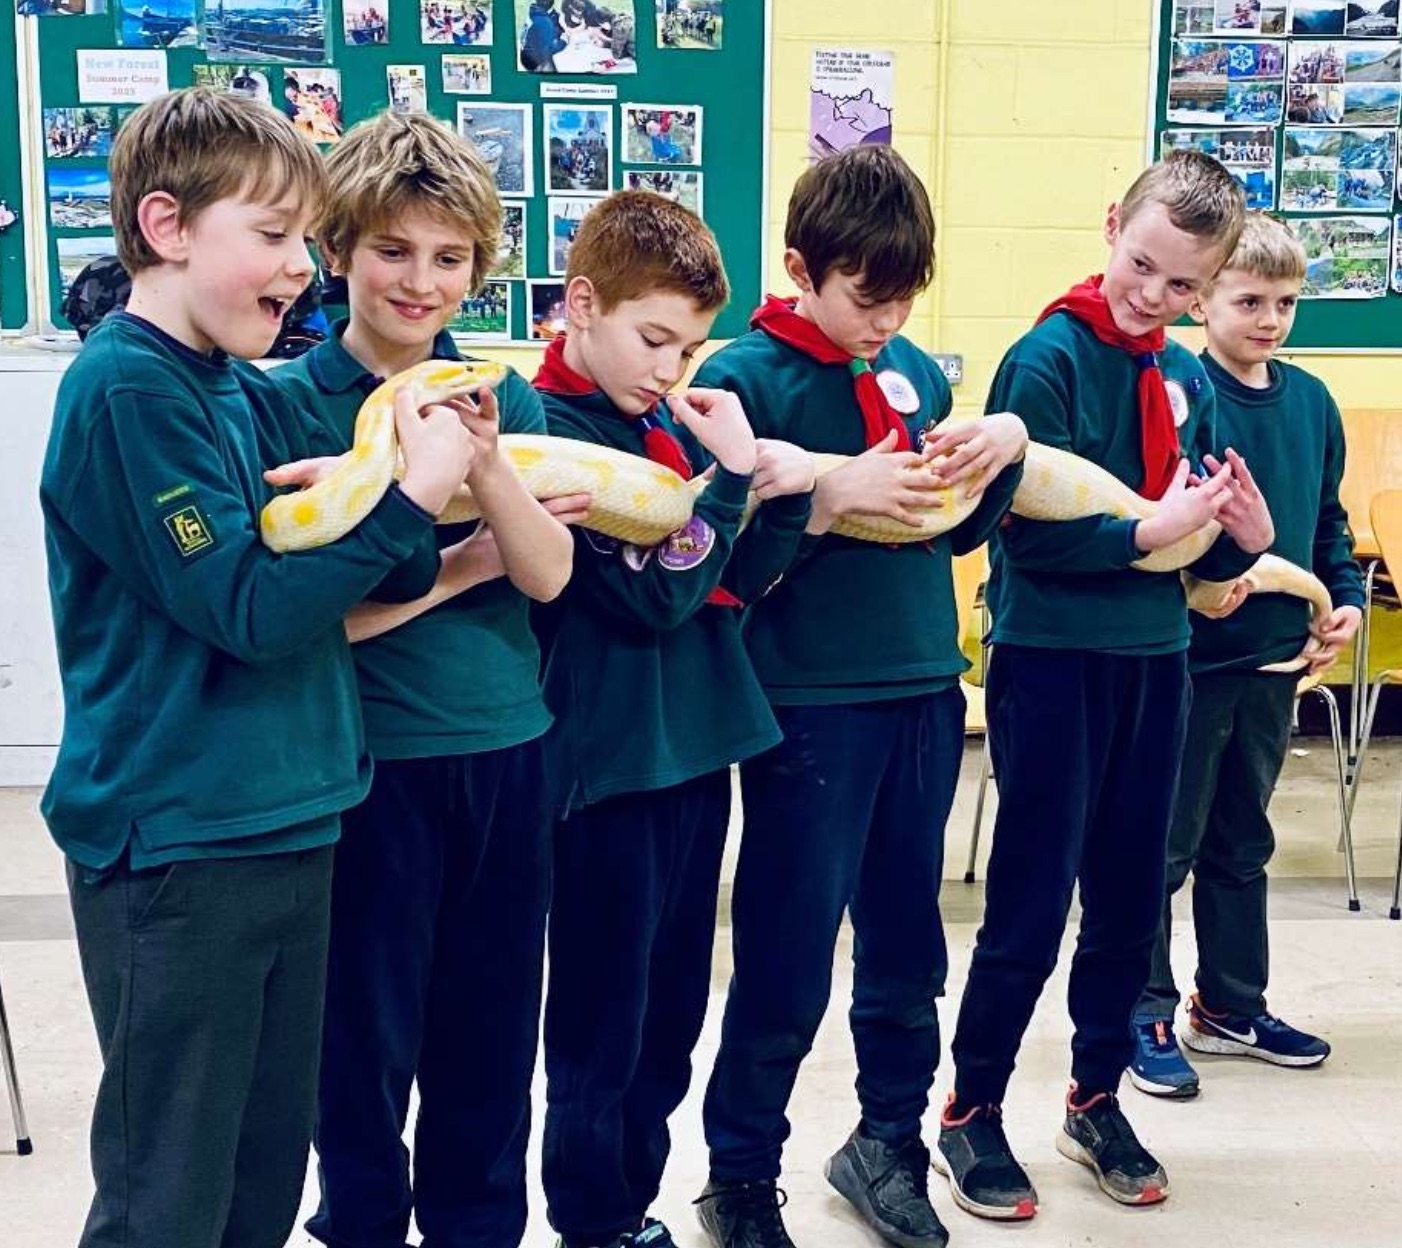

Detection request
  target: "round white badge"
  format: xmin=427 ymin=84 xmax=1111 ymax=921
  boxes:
xmin=876 ymin=369 xmax=921 ymax=415
xmin=1165 ymin=380 xmax=1190 ymax=428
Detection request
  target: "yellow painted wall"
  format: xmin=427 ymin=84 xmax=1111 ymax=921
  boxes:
xmin=490 ymin=0 xmax=1402 ymax=410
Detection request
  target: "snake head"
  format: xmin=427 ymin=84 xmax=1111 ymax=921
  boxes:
xmin=411 ymin=359 xmax=510 ymax=407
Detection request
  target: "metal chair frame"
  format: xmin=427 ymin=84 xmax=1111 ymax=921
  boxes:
xmin=0 ymin=960 xmax=33 ymax=1155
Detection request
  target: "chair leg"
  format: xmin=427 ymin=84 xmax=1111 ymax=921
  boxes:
xmin=1344 ymin=672 xmax=1393 ymax=833
xmin=1305 ymin=684 xmax=1360 ymax=913
xmin=1348 ymin=560 xmax=1380 ymax=785
xmin=965 ymin=734 xmax=992 ymax=885
xmin=0 ymin=971 xmax=33 ymax=1155
xmin=1391 ymin=799 xmax=1402 ymax=921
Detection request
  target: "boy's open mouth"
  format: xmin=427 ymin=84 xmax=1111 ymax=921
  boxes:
xmin=259 ymin=296 xmax=289 ymax=319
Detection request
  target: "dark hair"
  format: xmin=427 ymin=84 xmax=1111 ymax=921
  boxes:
xmin=785 ymin=144 xmax=936 ymax=303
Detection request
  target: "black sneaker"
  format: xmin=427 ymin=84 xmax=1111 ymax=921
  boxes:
xmin=824 ymin=1127 xmax=948 ymax=1248
xmin=932 ymin=1097 xmax=1037 ymax=1220
xmin=695 ymin=1178 xmax=798 ymax=1248
xmin=1056 ymin=1085 xmax=1169 ymax=1206
xmin=555 ymin=1220 xmax=677 ymax=1248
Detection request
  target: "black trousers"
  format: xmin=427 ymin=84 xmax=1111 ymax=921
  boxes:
xmin=69 ymin=846 xmax=334 ymax=1248
xmin=1139 ymin=669 xmax=1297 ymax=1020
xmin=704 ymin=690 xmax=965 ymax=1183
xmin=308 ymin=743 xmax=552 ymax=1248
xmin=950 ymin=646 xmax=1190 ymax=1105
xmin=542 ymin=768 xmax=731 ymax=1245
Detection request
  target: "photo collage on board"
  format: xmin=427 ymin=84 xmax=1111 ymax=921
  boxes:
xmin=17 ymin=0 xmax=727 ymax=336
xmin=1164 ymin=0 xmax=1402 ymax=297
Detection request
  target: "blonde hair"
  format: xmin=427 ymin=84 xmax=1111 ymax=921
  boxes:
xmin=110 ymin=87 xmax=326 ymax=273
xmin=318 ymin=111 xmax=502 ymax=291
xmin=565 ymin=190 xmax=729 ymax=313
xmin=1120 ymin=149 xmax=1246 ymax=254
xmin=1219 ymin=211 xmax=1307 ymax=284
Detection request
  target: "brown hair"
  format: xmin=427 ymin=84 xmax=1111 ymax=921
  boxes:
xmin=564 ymin=189 xmax=729 ymax=312
xmin=110 ymin=87 xmax=325 ymax=273
xmin=1120 ymin=149 xmax=1246 ymax=253
xmin=318 ymin=111 xmax=502 ymax=291
xmin=785 ymin=144 xmax=936 ymax=303
xmin=1217 ymin=211 xmax=1307 ymax=284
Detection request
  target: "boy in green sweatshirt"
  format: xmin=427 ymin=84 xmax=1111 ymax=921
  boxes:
xmin=39 ymin=89 xmax=475 ymax=1248
xmin=937 ymin=151 xmax=1274 ymax=1222
xmin=696 ymin=144 xmax=1027 ymax=1248
xmin=534 ymin=191 xmax=816 ymax=1248
xmin=1130 ymin=212 xmax=1362 ymax=1099
xmin=270 ymin=112 xmax=582 ymax=1248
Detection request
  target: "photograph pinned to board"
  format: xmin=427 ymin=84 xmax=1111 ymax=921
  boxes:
xmin=1287 ymin=40 xmax=1402 ymax=125
xmin=1167 ymin=38 xmax=1286 ymax=123
xmin=809 ymin=47 xmax=894 ymax=158
xmin=48 ymin=167 xmax=112 ymax=229
xmin=547 ymin=196 xmax=598 ymax=275
xmin=420 ymin=0 xmax=491 ymax=45
xmin=343 ymin=0 xmax=387 ymax=43
xmin=284 ymin=67 xmax=342 ymax=143
xmin=624 ymin=169 xmax=701 ymax=213
xmin=544 ymin=103 xmax=612 ymax=194
xmin=490 ymin=203 xmax=526 ymax=279
xmin=621 ymin=104 xmax=701 ymax=165
xmin=458 ymin=102 xmax=534 ymax=197
xmin=1160 ymin=127 xmax=1277 ymax=208
xmin=1214 ymin=0 xmax=1288 ymax=33
xmin=450 ymin=280 xmax=511 ymax=337
xmin=43 ymin=107 xmax=115 ymax=159
xmin=203 ymin=0 xmax=329 ymax=65
xmin=1346 ymin=0 xmax=1399 ymax=37
xmin=1173 ymin=0 xmax=1216 ymax=32
xmin=57 ymin=236 xmax=117 ymax=297
xmin=1281 ymin=126 xmax=1396 ymax=210
xmin=193 ymin=62 xmax=273 ymax=105
xmin=1292 ymin=213 xmax=1391 ymax=296
xmin=388 ymin=64 xmax=429 ymax=114
xmin=516 ymin=0 xmax=637 ymax=74
xmin=655 ymin=0 xmax=721 ymax=48
xmin=17 ymin=0 xmax=106 ymax=15
xmin=1392 ymin=214 xmax=1402 ymax=291
xmin=529 ymin=280 xmax=568 ymax=339
xmin=1290 ymin=0 xmax=1347 ymax=34
xmin=115 ymin=0 xmax=195 ymax=48
xmin=442 ymin=53 xmax=491 ymax=93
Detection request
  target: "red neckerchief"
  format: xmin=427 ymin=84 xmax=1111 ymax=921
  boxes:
xmin=1036 ymin=275 xmax=1179 ymax=501
xmin=750 ymin=294 xmax=911 ymax=451
xmin=533 ymin=335 xmax=740 ymax=607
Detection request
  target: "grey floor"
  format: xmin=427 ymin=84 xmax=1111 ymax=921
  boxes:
xmin=2 ymin=738 xmax=1400 ymax=1248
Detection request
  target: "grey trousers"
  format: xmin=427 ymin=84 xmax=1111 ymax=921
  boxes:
xmin=68 ymin=846 xmax=334 ymax=1248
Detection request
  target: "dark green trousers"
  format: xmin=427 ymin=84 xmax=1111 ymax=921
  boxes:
xmin=1139 ymin=670 xmax=1297 ymax=1020
xmin=68 ymin=846 xmax=334 ymax=1248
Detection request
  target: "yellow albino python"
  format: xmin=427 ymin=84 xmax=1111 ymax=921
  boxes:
xmin=261 ymin=360 xmax=1331 ymax=644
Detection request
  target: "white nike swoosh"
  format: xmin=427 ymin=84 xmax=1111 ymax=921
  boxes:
xmin=1216 ymin=1023 xmax=1257 ymax=1045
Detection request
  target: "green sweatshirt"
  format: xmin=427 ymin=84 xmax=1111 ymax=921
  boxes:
xmin=537 ymin=388 xmax=802 ymax=809
xmin=695 ymin=330 xmax=1023 ymax=705
xmin=40 ymin=313 xmax=437 ymax=870
xmin=986 ymin=312 xmax=1258 ymax=655
xmin=272 ymin=322 xmax=552 ymax=758
xmin=1189 ymin=353 xmax=1363 ymax=674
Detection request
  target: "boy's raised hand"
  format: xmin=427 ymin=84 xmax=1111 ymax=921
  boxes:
xmin=808 ymin=429 xmax=945 ymax=534
xmin=1134 ymin=457 xmax=1232 ymax=554
xmin=395 ymin=386 xmax=477 ymax=516
xmin=672 ymin=388 xmax=758 ymax=475
xmin=752 ymin=438 xmax=816 ymax=501
xmin=923 ymin=411 xmax=1028 ymax=501
xmin=451 ymin=387 xmax=503 ymax=481
xmin=1205 ymin=449 xmax=1275 ymax=555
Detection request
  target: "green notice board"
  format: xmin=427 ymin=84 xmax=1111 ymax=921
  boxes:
xmin=15 ymin=0 xmax=765 ymax=339
xmin=1 ymin=15 xmax=28 ymax=330
xmin=1152 ymin=1 xmax=1402 ymax=349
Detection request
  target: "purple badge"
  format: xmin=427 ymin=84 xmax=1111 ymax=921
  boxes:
xmin=657 ymin=515 xmax=716 ymax=571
